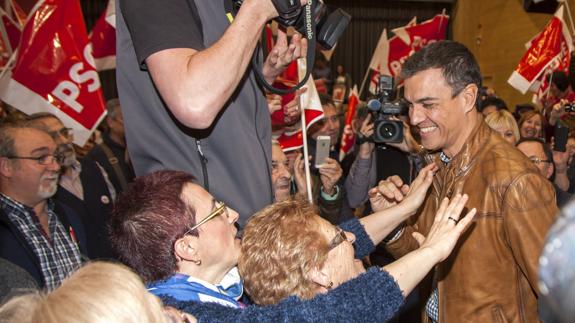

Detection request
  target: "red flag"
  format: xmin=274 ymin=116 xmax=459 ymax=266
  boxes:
xmin=388 ymin=13 xmax=449 ymax=77
xmin=508 ymin=5 xmax=572 ymax=94
xmin=297 ymin=58 xmax=325 ymax=130
xmin=271 ymin=59 xmax=298 ymax=127
xmin=0 ymin=0 xmax=106 ymax=146
xmin=271 ymin=58 xmax=324 ymax=129
xmin=339 ymin=85 xmax=359 ymax=161
xmin=90 ymin=0 xmax=116 ymax=70
xmin=277 ymin=130 xmax=304 ymax=152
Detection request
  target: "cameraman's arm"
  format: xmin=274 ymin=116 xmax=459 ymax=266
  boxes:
xmin=145 ymin=0 xmax=305 ymax=129
xmin=344 ymin=115 xmax=376 ymax=208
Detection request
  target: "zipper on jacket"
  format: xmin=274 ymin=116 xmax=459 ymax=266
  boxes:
xmin=196 ymin=139 xmax=209 ymax=190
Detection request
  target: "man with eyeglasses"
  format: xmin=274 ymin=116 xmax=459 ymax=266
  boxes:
xmin=26 ymin=113 xmax=117 ymax=260
xmin=0 ymin=122 xmax=86 ymax=290
xmin=517 ymin=138 xmax=572 ymax=208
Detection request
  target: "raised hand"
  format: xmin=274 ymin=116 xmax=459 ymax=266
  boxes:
xmin=267 ymin=94 xmax=282 ymax=115
xmin=293 ymin=152 xmax=308 ymax=196
xmin=262 ymin=29 xmax=307 ymax=83
xmin=369 ymin=163 xmax=437 ymax=213
xmin=412 ymin=194 xmax=477 ymax=263
xmin=319 ymin=157 xmax=342 ymax=196
xmin=357 ymin=114 xmax=375 ymax=159
xmin=283 ymin=88 xmax=306 ymax=125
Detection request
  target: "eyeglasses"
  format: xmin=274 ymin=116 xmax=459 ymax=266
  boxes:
xmin=183 ymin=201 xmax=228 ymax=235
xmin=328 ymin=227 xmax=348 ymax=251
xmin=4 ymin=153 xmax=63 ymax=165
xmin=48 ymin=127 xmax=74 ymax=139
xmin=529 ymin=157 xmax=551 ymax=165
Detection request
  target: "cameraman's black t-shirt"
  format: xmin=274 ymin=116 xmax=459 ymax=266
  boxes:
xmin=120 ymin=0 xmax=204 ymax=68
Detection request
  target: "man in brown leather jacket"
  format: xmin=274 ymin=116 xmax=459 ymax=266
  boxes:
xmin=384 ymin=41 xmax=558 ymax=322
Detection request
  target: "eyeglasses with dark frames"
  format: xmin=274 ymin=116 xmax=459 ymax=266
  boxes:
xmin=183 ymin=201 xmax=228 ymax=235
xmin=4 ymin=153 xmax=63 ymax=165
xmin=328 ymin=227 xmax=348 ymax=251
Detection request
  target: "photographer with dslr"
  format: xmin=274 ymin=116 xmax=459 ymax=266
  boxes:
xmin=549 ymin=99 xmax=575 ymax=129
xmin=116 ymin=0 xmax=311 ymax=225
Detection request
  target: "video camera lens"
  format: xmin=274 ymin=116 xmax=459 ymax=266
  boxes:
xmin=374 ymin=121 xmax=403 ymax=143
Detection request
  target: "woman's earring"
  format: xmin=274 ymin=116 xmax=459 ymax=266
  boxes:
xmin=193 ymin=259 xmax=202 ymax=266
xmin=327 ymin=281 xmax=333 ymax=290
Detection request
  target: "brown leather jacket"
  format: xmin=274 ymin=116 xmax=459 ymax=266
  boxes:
xmin=387 ymin=121 xmax=558 ymax=323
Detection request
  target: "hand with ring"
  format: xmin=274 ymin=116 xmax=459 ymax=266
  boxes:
xmin=412 ymin=194 xmax=477 ymax=263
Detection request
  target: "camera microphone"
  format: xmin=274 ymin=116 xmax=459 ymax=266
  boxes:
xmin=367 ymin=99 xmax=382 ymax=112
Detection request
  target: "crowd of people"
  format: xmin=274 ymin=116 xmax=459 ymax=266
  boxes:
xmin=0 ymin=0 xmax=574 ymax=322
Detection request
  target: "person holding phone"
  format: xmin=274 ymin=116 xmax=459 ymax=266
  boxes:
xmin=305 ymin=96 xmax=347 ymax=224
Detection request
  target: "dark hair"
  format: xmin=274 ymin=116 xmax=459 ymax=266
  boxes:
xmin=319 ymin=93 xmax=335 ymax=107
xmin=516 ymin=137 xmax=553 ymax=164
xmin=551 ymin=71 xmax=570 ymax=93
xmin=400 ymin=40 xmax=483 ymax=108
xmin=480 ymin=97 xmax=507 ymax=112
xmin=514 ymin=103 xmax=536 ymax=121
xmin=108 ymin=170 xmax=197 ymax=283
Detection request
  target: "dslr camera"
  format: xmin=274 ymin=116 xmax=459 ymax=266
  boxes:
xmin=564 ymin=102 xmax=575 ymax=113
xmin=367 ymin=75 xmax=408 ymax=143
xmin=232 ymin=0 xmax=350 ymax=50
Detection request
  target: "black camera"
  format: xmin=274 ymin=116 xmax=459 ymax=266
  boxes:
xmin=367 ymin=75 xmax=408 ymax=143
xmin=564 ymin=103 xmax=575 ymax=113
xmin=233 ymin=0 xmax=350 ymax=50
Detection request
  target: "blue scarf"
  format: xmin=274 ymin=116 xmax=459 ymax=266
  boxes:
xmin=148 ymin=267 xmax=244 ymax=308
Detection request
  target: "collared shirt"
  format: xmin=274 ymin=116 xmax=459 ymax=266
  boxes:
xmin=0 ymin=194 xmax=82 ymax=290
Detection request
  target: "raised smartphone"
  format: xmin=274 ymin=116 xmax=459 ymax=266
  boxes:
xmin=554 ymin=122 xmax=569 ymax=152
xmin=315 ymin=135 xmax=331 ymax=168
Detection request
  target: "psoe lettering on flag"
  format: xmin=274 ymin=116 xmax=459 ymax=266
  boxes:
xmin=0 ymin=0 xmax=106 ymax=146
xmin=508 ymin=5 xmax=572 ymax=94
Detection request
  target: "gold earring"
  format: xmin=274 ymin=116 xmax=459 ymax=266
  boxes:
xmin=327 ymin=281 xmax=333 ymax=290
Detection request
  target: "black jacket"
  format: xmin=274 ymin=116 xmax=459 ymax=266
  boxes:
xmin=0 ymin=201 xmax=87 ymax=288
